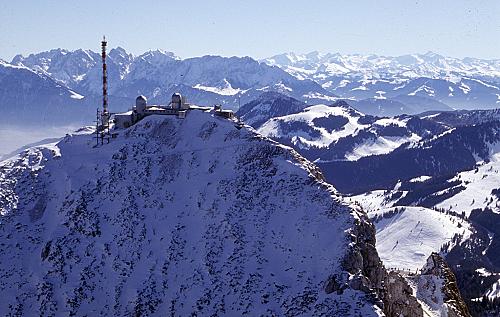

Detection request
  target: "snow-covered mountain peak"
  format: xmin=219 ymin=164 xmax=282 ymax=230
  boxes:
xmin=109 ymin=46 xmax=128 ymax=55
xmin=0 ymin=110 xmax=399 ymax=315
xmin=108 ymin=46 xmax=134 ymax=63
xmin=137 ymin=49 xmax=179 ymax=62
xmin=421 ymin=51 xmax=444 ymax=59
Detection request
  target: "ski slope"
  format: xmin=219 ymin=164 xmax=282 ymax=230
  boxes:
xmin=436 ymin=151 xmax=500 ymax=216
xmin=369 ymin=207 xmax=471 ymax=271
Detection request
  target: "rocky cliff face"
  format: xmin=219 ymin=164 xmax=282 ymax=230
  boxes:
xmin=409 ymin=253 xmax=471 ymax=317
xmin=0 ymin=110 xmax=424 ymax=316
xmin=338 ymin=206 xmax=424 ymax=317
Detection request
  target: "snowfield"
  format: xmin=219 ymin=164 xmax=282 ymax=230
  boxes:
xmin=345 ymin=133 xmax=420 ymax=161
xmin=361 ymin=206 xmax=471 ymax=271
xmin=436 ymin=151 xmax=500 ymax=216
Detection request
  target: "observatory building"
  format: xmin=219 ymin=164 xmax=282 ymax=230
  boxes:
xmin=114 ymin=93 xmax=192 ymax=129
xmin=98 ymin=36 xmax=236 ymax=132
xmin=113 ymin=91 xmax=237 ymax=129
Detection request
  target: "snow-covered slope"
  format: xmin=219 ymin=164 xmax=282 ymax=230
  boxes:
xmin=435 ymin=152 xmax=500 ymax=216
xmin=236 ymin=91 xmax=309 ymax=128
xmin=358 ymin=206 xmax=471 ymax=271
xmin=0 ymin=111 xmax=392 ymax=316
xmin=254 ymin=98 xmax=448 ymax=163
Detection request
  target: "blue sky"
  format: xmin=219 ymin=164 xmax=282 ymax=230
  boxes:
xmin=1 ymin=0 xmax=499 ymax=60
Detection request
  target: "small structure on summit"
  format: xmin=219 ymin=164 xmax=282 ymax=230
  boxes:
xmin=114 ymin=93 xmax=191 ymax=128
xmin=171 ymin=93 xmax=189 ymax=110
xmin=213 ymin=104 xmax=234 ymax=119
xmin=113 ymin=92 xmax=239 ymax=129
xmin=135 ymin=95 xmax=147 ymax=113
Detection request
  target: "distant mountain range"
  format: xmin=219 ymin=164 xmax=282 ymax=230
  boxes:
xmin=2 ymin=48 xmax=499 ymax=126
xmin=2 ymin=48 xmax=334 ymax=126
xmin=263 ymin=52 xmax=500 ymax=114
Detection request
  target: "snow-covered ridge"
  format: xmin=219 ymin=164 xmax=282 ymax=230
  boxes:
xmin=253 ymin=98 xmax=437 ymax=162
xmin=435 ymin=151 xmax=500 ymax=216
xmin=258 ymin=104 xmax=368 ymax=149
xmin=0 ymin=111 xmax=388 ymax=316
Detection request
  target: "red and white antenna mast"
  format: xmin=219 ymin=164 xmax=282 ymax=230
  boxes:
xmin=95 ymin=35 xmax=110 ymax=145
xmin=101 ymin=35 xmax=109 ymax=123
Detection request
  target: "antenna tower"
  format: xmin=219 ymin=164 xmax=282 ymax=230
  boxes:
xmin=102 ymin=36 xmax=108 ymax=121
xmin=97 ymin=36 xmax=110 ymax=145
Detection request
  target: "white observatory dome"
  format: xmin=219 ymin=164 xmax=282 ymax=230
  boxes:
xmin=136 ymin=95 xmax=147 ymax=113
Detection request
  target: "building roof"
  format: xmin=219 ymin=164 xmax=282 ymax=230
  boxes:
xmin=189 ymin=105 xmax=211 ymax=111
xmin=146 ymin=106 xmax=168 ymax=111
xmin=115 ymin=110 xmax=134 ymax=117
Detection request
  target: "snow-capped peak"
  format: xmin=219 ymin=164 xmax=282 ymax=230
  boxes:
xmin=0 ymin=111 xmax=399 ymax=315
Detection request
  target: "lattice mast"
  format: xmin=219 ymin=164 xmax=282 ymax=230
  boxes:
xmin=94 ymin=36 xmax=110 ymax=145
xmin=101 ymin=36 xmax=109 ymax=126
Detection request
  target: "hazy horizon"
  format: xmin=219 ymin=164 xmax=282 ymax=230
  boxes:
xmin=0 ymin=125 xmax=77 ymax=158
xmin=1 ymin=0 xmax=499 ymax=61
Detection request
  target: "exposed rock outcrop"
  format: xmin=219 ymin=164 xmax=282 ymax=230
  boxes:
xmin=341 ymin=208 xmax=424 ymax=317
xmin=409 ymin=253 xmax=471 ymax=317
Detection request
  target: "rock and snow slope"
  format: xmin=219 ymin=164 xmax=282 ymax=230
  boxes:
xmin=358 ymin=206 xmax=471 ymax=271
xmin=407 ymin=253 xmax=472 ymax=317
xmin=0 ymin=111 xmax=395 ymax=316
